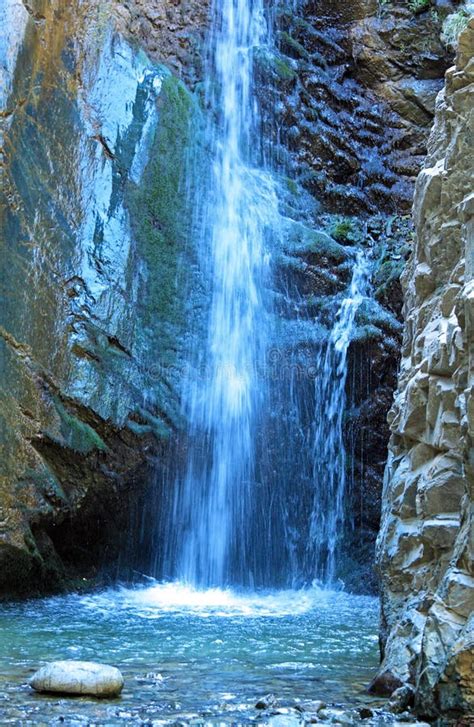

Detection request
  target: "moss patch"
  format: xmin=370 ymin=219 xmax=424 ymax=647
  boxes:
xmin=409 ymin=0 xmax=430 ymax=14
xmin=332 ymin=218 xmax=354 ymax=243
xmin=127 ymin=74 xmax=199 ymax=367
xmin=284 ymin=219 xmax=349 ymax=264
xmin=278 ymin=31 xmax=309 ymax=60
xmin=374 ymin=258 xmax=405 ymax=291
xmin=273 ymin=56 xmax=298 ymax=81
xmin=255 ymin=49 xmax=298 ymax=84
xmin=53 ymin=399 xmax=107 ymax=454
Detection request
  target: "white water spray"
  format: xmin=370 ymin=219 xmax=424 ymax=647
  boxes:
xmin=159 ymin=0 xmax=372 ymax=590
xmin=167 ymin=0 xmax=277 ymax=587
xmin=307 ymin=250 xmax=371 ymax=582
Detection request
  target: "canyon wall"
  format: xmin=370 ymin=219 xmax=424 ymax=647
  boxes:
xmin=0 ymin=0 xmax=208 ymax=597
xmin=373 ymin=19 xmax=474 ymax=718
xmin=270 ymin=0 xmax=451 ymax=589
xmin=0 ymin=0 xmax=458 ymax=602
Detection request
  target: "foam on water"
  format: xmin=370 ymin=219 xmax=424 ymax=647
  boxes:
xmin=0 ymin=584 xmax=380 ymax=723
xmin=77 ymin=581 xmax=371 ymax=619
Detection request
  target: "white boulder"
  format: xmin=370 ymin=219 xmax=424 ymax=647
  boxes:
xmin=29 ymin=660 xmax=124 ymax=698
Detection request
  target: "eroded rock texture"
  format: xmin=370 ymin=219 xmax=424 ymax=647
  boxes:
xmin=271 ymin=0 xmax=451 ymax=214
xmin=374 ymin=20 xmax=474 ymax=718
xmin=113 ymin=0 xmax=209 ymax=81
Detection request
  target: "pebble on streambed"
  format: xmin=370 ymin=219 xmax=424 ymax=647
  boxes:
xmin=29 ymin=661 xmax=124 ymax=698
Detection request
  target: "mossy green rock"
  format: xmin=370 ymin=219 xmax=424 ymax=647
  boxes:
xmin=0 ymin=1 xmax=197 ymax=597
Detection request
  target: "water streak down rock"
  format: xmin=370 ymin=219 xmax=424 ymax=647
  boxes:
xmin=162 ymin=0 xmax=277 ymax=587
xmin=374 ymin=20 xmax=474 ymax=718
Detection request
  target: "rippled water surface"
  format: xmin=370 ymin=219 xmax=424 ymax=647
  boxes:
xmin=0 ymin=583 xmax=380 ymax=724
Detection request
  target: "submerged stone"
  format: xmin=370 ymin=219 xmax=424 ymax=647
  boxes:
xmin=267 ymin=715 xmax=303 ymax=727
xmin=255 ymin=693 xmax=277 ymax=709
xmin=29 ymin=661 xmax=124 ymax=698
xmin=302 ymin=700 xmax=326 ymax=713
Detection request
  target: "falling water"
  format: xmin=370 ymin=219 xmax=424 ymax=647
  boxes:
xmin=165 ymin=0 xmax=277 ymax=587
xmin=306 ymin=251 xmax=371 ymax=583
xmin=158 ymin=0 xmax=372 ymax=590
xmin=252 ymin=246 xmax=371 ymax=588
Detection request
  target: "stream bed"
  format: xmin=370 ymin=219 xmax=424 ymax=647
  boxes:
xmin=0 ymin=583 xmax=387 ymax=725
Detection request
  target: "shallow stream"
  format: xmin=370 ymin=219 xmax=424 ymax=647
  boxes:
xmin=0 ymin=583 xmax=382 ymax=725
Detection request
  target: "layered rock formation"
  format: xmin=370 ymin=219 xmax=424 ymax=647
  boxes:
xmin=272 ymin=0 xmax=451 ymax=214
xmin=266 ymin=0 xmax=451 ymax=587
xmin=373 ymin=19 xmax=474 ymax=718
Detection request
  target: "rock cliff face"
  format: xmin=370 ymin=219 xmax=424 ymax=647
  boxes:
xmin=271 ymin=0 xmax=451 ymax=214
xmin=0 ymin=0 xmax=457 ymax=603
xmin=268 ymin=0 xmax=451 ymax=589
xmin=373 ymin=20 xmax=473 ymax=718
xmin=0 ymin=0 xmax=206 ymax=597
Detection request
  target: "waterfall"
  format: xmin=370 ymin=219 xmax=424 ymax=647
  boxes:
xmin=164 ymin=0 xmax=277 ymax=587
xmin=158 ymin=0 xmax=372 ymax=590
xmin=254 ymin=247 xmax=371 ymax=589
xmin=306 ymin=251 xmax=371 ymax=583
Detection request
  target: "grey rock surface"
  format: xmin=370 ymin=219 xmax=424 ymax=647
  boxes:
xmin=0 ymin=0 xmax=199 ymax=597
xmin=375 ymin=19 xmax=474 ymax=717
xmin=29 ymin=660 xmax=124 ymax=697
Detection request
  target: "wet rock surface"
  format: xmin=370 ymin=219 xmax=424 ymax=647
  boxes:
xmin=375 ymin=19 xmax=474 ymax=718
xmin=0 ymin=0 xmax=200 ymax=597
xmin=262 ymin=0 xmax=452 ymax=589
xmin=270 ymin=210 xmax=410 ymax=592
xmin=264 ymin=0 xmax=451 ymax=215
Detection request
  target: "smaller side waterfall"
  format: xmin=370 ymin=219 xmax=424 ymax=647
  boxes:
xmin=306 ymin=250 xmax=371 ymax=583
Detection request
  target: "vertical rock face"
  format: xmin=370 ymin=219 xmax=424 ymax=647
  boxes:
xmin=267 ymin=0 xmax=451 ymax=589
xmin=0 ymin=0 xmax=207 ymax=597
xmin=374 ymin=20 xmax=473 ymax=717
